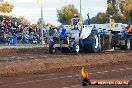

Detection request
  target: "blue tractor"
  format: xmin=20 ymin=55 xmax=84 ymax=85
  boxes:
xmin=49 ymin=15 xmax=80 ymax=54
xmin=49 ymin=15 xmax=132 ymax=54
xmin=49 ymin=14 xmax=114 ymax=54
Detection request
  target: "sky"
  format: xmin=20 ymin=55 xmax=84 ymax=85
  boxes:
xmin=6 ymin=0 xmax=107 ymax=26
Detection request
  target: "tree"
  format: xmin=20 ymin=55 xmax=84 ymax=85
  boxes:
xmin=0 ymin=15 xmax=19 ymax=22
xmin=0 ymin=1 xmax=14 ymax=14
xmin=90 ymin=12 xmax=110 ymax=24
xmin=18 ymin=16 xmax=30 ymax=26
xmin=37 ymin=18 xmax=45 ymax=28
xmin=91 ymin=0 xmax=132 ymax=24
xmin=106 ymin=0 xmax=132 ymax=23
xmin=30 ymin=24 xmax=37 ymax=28
xmin=106 ymin=0 xmax=119 ymax=18
xmin=119 ymin=0 xmax=132 ymax=23
xmin=57 ymin=4 xmax=80 ymax=25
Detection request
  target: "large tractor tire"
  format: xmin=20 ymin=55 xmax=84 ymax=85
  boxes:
xmin=73 ymin=42 xmax=80 ymax=55
xmin=49 ymin=42 xmax=56 ymax=54
xmin=101 ymin=33 xmax=113 ymax=51
xmin=88 ymin=34 xmax=101 ymax=53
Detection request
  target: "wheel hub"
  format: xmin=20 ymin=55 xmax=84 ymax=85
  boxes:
xmin=76 ymin=45 xmax=79 ymax=52
xmin=94 ymin=35 xmax=99 ymax=48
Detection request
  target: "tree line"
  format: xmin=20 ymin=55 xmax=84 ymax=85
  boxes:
xmin=91 ymin=0 xmax=132 ymax=24
xmin=57 ymin=0 xmax=132 ymax=25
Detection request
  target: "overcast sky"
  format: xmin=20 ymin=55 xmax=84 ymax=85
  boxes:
xmin=6 ymin=0 xmax=107 ymax=26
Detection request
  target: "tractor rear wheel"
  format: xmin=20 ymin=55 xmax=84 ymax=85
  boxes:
xmin=101 ymin=34 xmax=113 ymax=51
xmin=89 ymin=34 xmax=101 ymax=53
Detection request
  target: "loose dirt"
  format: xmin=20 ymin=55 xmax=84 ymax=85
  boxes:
xmin=0 ymin=48 xmax=131 ymax=78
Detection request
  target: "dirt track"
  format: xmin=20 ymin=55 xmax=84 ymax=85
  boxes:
xmin=0 ymin=61 xmax=132 ymax=88
xmin=0 ymin=48 xmax=132 ymax=78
